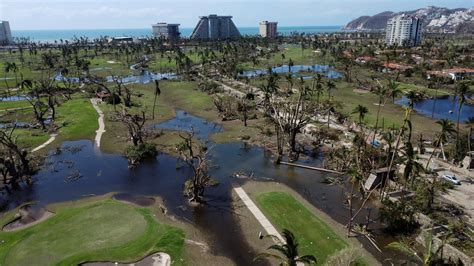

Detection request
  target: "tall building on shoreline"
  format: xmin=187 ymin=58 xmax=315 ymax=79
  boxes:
xmin=152 ymin=23 xmax=180 ymax=40
xmin=385 ymin=15 xmax=422 ymax=47
xmin=190 ymin=15 xmax=240 ymax=40
xmin=259 ymin=21 xmax=278 ymax=38
xmin=0 ymin=21 xmax=13 ymax=45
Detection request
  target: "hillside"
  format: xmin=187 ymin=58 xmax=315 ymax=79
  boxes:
xmin=343 ymin=6 xmax=473 ymax=33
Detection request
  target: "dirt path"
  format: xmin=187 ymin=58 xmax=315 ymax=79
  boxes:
xmin=90 ymin=98 xmax=105 ymax=147
xmin=31 ymin=133 xmax=57 ymax=153
xmin=233 ymin=186 xmax=284 ymax=242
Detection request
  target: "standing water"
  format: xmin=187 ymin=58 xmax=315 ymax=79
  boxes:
xmin=1 ymin=111 xmax=402 ymax=264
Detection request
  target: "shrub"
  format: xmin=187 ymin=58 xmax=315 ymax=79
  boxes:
xmin=125 ymin=142 xmax=158 ymax=167
xmin=380 ymin=199 xmax=418 ymax=234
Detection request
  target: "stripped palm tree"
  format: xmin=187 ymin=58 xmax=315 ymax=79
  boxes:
xmin=255 ymin=229 xmax=317 ymax=266
xmin=387 ymin=228 xmax=447 ymax=266
xmin=352 ymin=104 xmax=368 ymax=128
xmin=152 ymin=80 xmax=161 ymax=120
xmin=455 ymin=82 xmax=470 ymax=159
xmin=426 ymin=119 xmax=456 ymax=169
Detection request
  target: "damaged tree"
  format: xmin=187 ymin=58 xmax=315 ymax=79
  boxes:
xmin=269 ymin=77 xmax=315 ymax=162
xmin=176 ymin=130 xmax=214 ymax=204
xmin=114 ymin=109 xmax=156 ymax=167
xmin=0 ymin=127 xmax=33 ymax=188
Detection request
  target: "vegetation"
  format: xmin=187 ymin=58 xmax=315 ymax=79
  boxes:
xmin=256 ymin=229 xmax=317 ymax=266
xmin=256 ymin=191 xmax=349 ymax=264
xmin=0 ymin=200 xmax=185 ymax=265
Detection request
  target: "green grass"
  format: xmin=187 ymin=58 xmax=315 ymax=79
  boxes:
xmin=239 ymin=46 xmax=329 ymax=71
xmin=0 ymin=96 xmax=98 ymax=149
xmin=255 ymin=192 xmax=349 ymax=264
xmin=0 ymin=200 xmax=185 ymax=266
xmin=55 ymin=97 xmax=98 ymax=140
xmin=398 ymin=82 xmax=451 ymax=97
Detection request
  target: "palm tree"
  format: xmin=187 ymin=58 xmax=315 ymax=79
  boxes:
xmin=467 ymin=117 xmax=474 ymax=158
xmin=256 ymin=229 xmax=317 ymax=266
xmin=352 ymin=104 xmax=368 ymax=128
xmin=326 ymin=80 xmax=336 ymax=100
xmin=288 ymin=58 xmax=294 ymax=73
xmin=152 ymin=80 xmax=161 ymax=120
xmin=312 ymin=74 xmax=323 ymax=105
xmin=347 ymin=168 xmax=364 ymax=237
xmin=387 ymin=229 xmax=446 ymax=266
xmin=406 ymin=90 xmax=422 ymax=111
xmin=4 ymin=62 xmax=18 ymax=91
xmin=455 ymin=82 xmax=470 ymax=159
xmin=388 ymin=79 xmax=402 ymax=103
xmin=401 ymin=141 xmax=425 ymax=187
xmin=426 ymin=119 xmax=456 ymax=170
xmin=372 ymin=82 xmax=388 ymax=141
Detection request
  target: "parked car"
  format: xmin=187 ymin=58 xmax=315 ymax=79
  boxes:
xmin=442 ymin=174 xmax=461 ymax=185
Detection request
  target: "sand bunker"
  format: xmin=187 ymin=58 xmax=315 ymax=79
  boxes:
xmin=3 ymin=204 xmax=53 ymax=231
xmin=353 ymin=88 xmax=370 ymax=94
xmin=113 ymin=193 xmax=156 ymax=207
xmin=84 ymin=252 xmax=171 ymax=266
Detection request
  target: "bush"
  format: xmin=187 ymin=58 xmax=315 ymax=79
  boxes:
xmin=104 ymin=94 xmax=121 ymax=105
xmin=125 ymin=142 xmax=158 ymax=167
xmin=380 ymin=199 xmax=418 ymax=234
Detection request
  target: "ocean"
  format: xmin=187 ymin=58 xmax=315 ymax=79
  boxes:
xmin=12 ymin=26 xmax=342 ymax=42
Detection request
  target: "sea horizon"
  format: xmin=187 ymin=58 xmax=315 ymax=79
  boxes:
xmin=12 ymin=25 xmax=343 ymax=42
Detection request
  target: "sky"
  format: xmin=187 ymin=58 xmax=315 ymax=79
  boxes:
xmin=1 ymin=0 xmax=472 ymax=30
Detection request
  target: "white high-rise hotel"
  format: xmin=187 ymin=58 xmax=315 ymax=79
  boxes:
xmin=385 ymin=15 xmax=422 ymax=47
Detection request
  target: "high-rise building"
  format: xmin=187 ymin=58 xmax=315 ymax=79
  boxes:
xmin=152 ymin=23 xmax=180 ymax=40
xmin=190 ymin=15 xmax=240 ymax=40
xmin=385 ymin=15 xmax=422 ymax=47
xmin=259 ymin=21 xmax=278 ymax=38
xmin=0 ymin=21 xmax=13 ymax=45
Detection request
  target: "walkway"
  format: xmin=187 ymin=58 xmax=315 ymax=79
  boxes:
xmin=90 ymin=98 xmax=105 ymax=147
xmin=233 ymin=186 xmax=284 ymax=242
xmin=31 ymin=134 xmax=57 ymax=153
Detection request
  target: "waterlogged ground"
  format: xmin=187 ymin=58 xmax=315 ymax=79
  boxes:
xmin=0 ymin=111 xmax=401 ymax=264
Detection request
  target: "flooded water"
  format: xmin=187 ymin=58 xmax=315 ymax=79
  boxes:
xmin=0 ymin=95 xmax=28 ymax=102
xmin=0 ymin=121 xmax=30 ymax=129
xmin=239 ymin=64 xmax=342 ymax=79
xmin=0 ymin=111 xmax=403 ymax=265
xmin=396 ymin=96 xmax=474 ymax=123
xmin=106 ymin=71 xmax=178 ymax=85
xmin=53 ymin=71 xmax=178 ymax=85
xmin=153 ymin=110 xmax=223 ymax=140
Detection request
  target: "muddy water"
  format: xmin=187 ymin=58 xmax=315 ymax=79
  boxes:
xmin=0 ymin=111 xmax=403 ymax=265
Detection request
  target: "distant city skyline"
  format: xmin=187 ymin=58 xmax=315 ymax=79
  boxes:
xmin=1 ymin=0 xmax=472 ymax=30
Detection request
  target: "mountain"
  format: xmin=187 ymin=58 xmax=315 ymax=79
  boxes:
xmin=343 ymin=6 xmax=474 ymax=33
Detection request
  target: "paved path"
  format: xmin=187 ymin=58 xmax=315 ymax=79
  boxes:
xmin=90 ymin=98 xmax=105 ymax=147
xmin=233 ymin=187 xmax=284 ymax=242
xmin=31 ymin=134 xmax=57 ymax=153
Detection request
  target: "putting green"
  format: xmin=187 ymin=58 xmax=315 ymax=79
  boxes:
xmin=0 ymin=200 xmax=185 ymax=266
